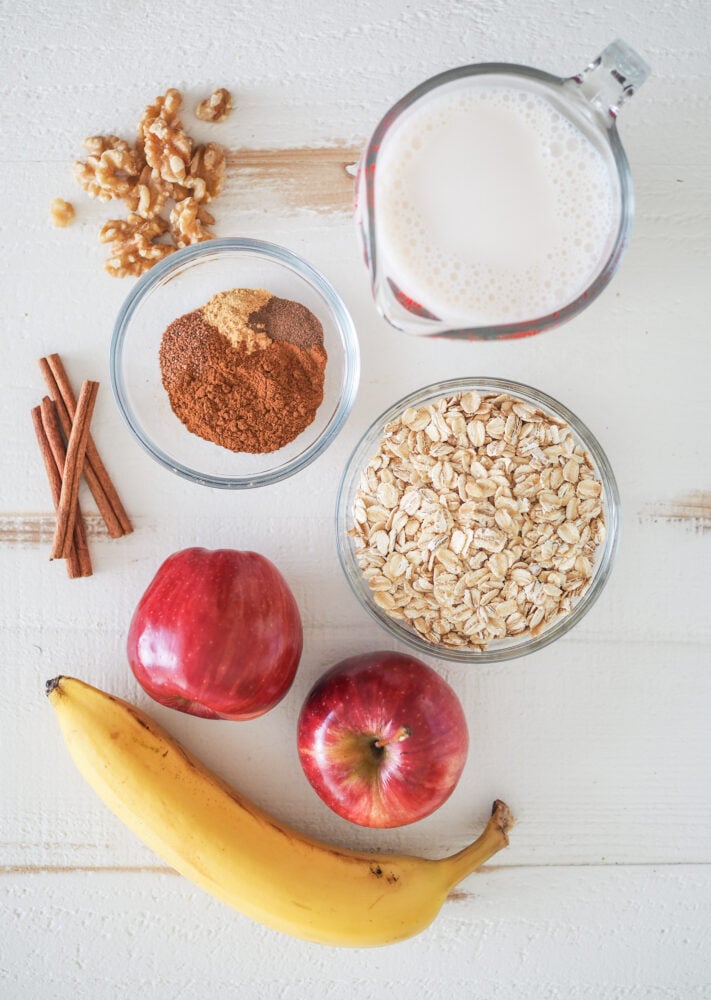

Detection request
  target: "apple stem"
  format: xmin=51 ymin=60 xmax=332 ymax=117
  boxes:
xmin=373 ymin=726 xmax=412 ymax=750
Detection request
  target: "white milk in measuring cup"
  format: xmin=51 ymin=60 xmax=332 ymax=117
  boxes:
xmin=356 ymin=40 xmax=650 ymax=339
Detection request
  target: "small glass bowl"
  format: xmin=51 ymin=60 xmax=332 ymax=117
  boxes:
xmin=336 ymin=377 xmax=620 ymax=663
xmin=110 ymin=238 xmax=360 ymax=488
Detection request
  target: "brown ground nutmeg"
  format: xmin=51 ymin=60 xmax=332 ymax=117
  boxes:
xmin=250 ymin=295 xmax=324 ymax=348
xmin=159 ymin=289 xmax=328 ymax=454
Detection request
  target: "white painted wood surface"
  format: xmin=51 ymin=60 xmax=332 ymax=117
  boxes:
xmin=2 ymin=0 xmax=711 ymax=996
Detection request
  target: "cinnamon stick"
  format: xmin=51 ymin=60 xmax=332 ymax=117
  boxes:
xmin=31 ymin=406 xmax=84 ymax=579
xmin=39 ymin=354 xmax=132 ymax=538
xmin=40 ymin=396 xmax=93 ymax=577
xmin=51 ymin=380 xmax=99 ymax=560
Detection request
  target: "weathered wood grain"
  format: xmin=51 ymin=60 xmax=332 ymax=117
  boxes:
xmin=642 ymin=490 xmax=711 ymax=532
xmin=55 ymin=145 xmax=360 ymax=220
xmin=0 ymin=512 xmax=111 ymax=546
xmin=0 ymin=864 xmax=173 ymax=875
xmin=225 ymin=145 xmax=360 ymax=214
xmin=2 ymin=867 xmax=710 ymax=999
xmin=4 ymin=489 xmax=711 ymax=547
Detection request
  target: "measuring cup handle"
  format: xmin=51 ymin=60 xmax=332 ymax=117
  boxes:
xmin=568 ymin=39 xmax=650 ymax=121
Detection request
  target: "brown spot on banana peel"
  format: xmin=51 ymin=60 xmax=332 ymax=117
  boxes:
xmin=368 ymin=864 xmax=399 ymax=884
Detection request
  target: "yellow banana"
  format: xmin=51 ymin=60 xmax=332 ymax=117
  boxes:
xmin=47 ymin=676 xmax=513 ymax=947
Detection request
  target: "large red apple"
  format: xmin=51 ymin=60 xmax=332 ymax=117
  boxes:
xmin=127 ymin=548 xmax=302 ymax=721
xmin=297 ymin=651 xmax=468 ymax=828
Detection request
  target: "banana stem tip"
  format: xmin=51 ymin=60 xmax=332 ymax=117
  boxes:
xmin=443 ymin=798 xmax=515 ymax=887
xmin=491 ymin=799 xmax=514 ymax=841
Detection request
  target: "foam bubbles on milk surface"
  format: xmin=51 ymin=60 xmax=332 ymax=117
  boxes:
xmin=375 ymin=83 xmax=617 ymax=325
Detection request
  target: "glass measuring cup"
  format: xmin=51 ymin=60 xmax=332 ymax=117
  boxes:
xmin=355 ymin=40 xmax=650 ymax=340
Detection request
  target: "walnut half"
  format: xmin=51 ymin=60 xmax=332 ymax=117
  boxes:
xmin=185 ymin=142 xmax=226 ymax=202
xmin=100 ymin=214 xmax=174 ymax=278
xmin=73 ymin=135 xmax=142 ymax=201
xmin=170 ymin=198 xmax=215 ymax=249
xmin=195 ymin=88 xmax=232 ymax=122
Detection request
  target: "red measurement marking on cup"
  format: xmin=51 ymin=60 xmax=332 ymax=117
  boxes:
xmin=387 ymin=279 xmax=439 ymax=320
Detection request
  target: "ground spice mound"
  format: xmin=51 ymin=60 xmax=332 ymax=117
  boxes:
xmin=159 ymin=290 xmax=327 ymax=454
xmin=249 ymin=295 xmax=324 ymax=348
xmin=202 ymin=287 xmax=272 ymax=351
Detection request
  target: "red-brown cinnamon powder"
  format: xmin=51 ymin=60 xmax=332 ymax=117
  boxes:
xmin=159 ymin=293 xmax=327 ymax=454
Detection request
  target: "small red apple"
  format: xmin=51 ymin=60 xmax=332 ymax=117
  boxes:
xmin=127 ymin=547 xmax=302 ymax=721
xmin=297 ymin=651 xmax=468 ymax=828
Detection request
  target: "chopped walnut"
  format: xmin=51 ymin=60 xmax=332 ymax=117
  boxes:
xmin=50 ymin=198 xmax=75 ymax=227
xmin=123 ymin=165 xmax=172 ymax=219
xmin=100 ymin=214 xmax=174 ymax=278
xmin=72 ymin=88 xmax=228 ymax=276
xmin=195 ymin=88 xmax=233 ymax=122
xmin=144 ymin=117 xmax=193 ymax=184
xmin=82 ymin=134 xmax=131 ymax=158
xmin=137 ymin=88 xmax=193 ymax=185
xmin=170 ymin=198 xmax=215 ymax=248
xmin=73 ymin=135 xmax=142 ymax=201
xmin=185 ymin=143 xmax=226 ymax=201
xmin=137 ymin=89 xmax=183 ymax=157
